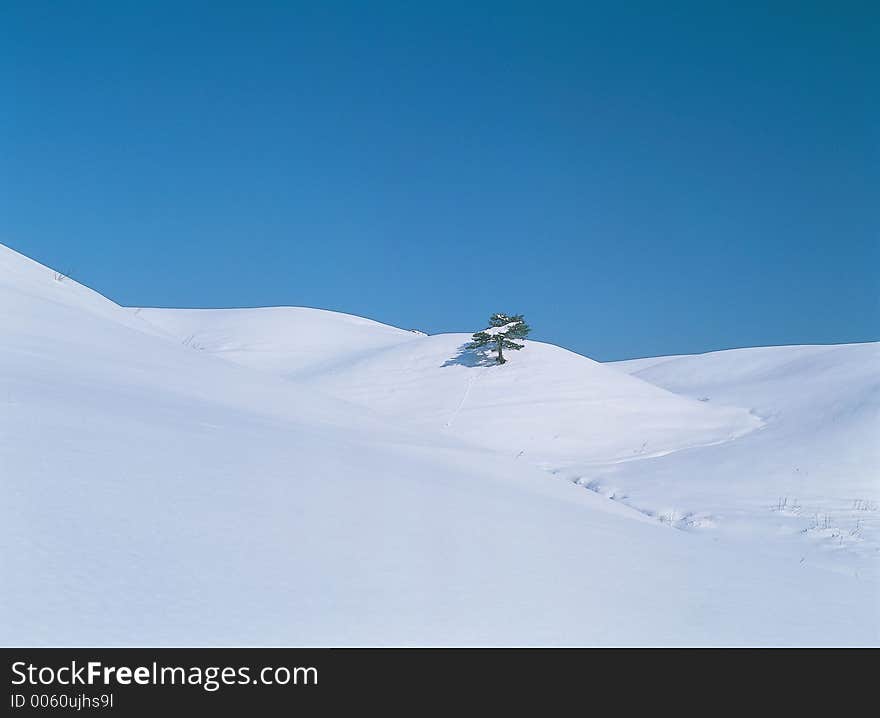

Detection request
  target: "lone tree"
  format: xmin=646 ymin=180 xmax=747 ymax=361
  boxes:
xmin=468 ymin=313 xmax=531 ymax=364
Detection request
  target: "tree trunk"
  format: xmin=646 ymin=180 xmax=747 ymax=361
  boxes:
xmin=496 ymin=339 xmax=506 ymax=364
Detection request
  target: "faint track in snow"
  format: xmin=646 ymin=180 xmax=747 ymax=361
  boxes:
xmin=444 ymin=369 xmax=482 ymax=429
xmin=571 ymin=416 xmax=766 ymax=469
xmin=565 ymin=475 xmax=713 ymax=531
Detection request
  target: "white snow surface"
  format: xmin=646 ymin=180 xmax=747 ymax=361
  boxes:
xmin=605 ymin=346 xmax=880 ymax=572
xmin=1 ymin=243 xmax=877 ymax=646
xmin=134 ymin=305 xmax=420 ymax=379
xmin=479 ymin=320 xmax=523 ymax=337
xmin=137 ymin=310 xmax=762 ymax=465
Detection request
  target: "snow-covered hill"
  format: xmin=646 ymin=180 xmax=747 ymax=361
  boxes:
xmin=2 ymin=243 xmax=877 ymax=646
xmin=137 ymin=305 xmax=880 ymax=583
xmin=603 ymin=345 xmax=880 ymax=573
xmin=137 ymin=308 xmax=761 ymax=465
xmin=134 ymin=306 xmax=421 ymax=379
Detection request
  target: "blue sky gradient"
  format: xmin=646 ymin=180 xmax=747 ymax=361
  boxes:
xmin=2 ymin=1 xmax=877 ymax=360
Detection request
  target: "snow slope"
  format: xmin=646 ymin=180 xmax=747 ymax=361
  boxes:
xmin=2 ymin=244 xmax=877 ymax=645
xmin=138 ymin=304 xmax=880 ymax=581
xmin=137 ymin=309 xmax=761 ymax=465
xmin=134 ymin=306 xmax=421 ymax=379
xmin=614 ymin=343 xmax=879 ymax=500
xmin=598 ymin=345 xmax=880 ymax=574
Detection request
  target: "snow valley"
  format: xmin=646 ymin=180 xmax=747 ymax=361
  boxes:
xmin=1 ymin=243 xmax=877 ymax=646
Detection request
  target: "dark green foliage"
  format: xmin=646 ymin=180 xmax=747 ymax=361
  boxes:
xmin=467 ymin=313 xmax=531 ymax=364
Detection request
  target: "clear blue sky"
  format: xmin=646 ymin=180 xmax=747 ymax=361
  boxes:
xmin=2 ymin=2 xmax=877 ymax=360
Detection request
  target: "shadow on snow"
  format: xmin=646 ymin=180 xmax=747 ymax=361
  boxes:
xmin=441 ymin=343 xmax=498 ymax=368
